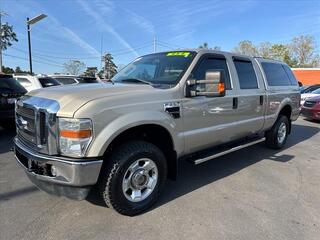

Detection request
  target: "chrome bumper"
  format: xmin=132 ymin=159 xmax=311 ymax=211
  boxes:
xmin=14 ymin=138 xmax=103 ymax=199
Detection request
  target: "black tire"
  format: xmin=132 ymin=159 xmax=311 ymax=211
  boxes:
xmin=97 ymin=140 xmax=167 ymax=216
xmin=265 ymin=115 xmax=289 ymax=149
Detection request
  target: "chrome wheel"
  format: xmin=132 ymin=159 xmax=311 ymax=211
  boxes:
xmin=122 ymin=158 xmax=158 ymax=202
xmin=277 ymin=122 xmax=287 ymax=144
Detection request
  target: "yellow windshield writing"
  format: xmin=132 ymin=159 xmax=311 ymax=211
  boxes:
xmin=166 ymin=52 xmax=190 ymax=57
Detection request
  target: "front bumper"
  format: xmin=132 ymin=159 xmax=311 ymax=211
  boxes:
xmin=14 ymin=138 xmax=103 ymax=200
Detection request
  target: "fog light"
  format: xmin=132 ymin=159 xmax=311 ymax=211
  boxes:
xmin=51 ymin=166 xmax=57 ymax=177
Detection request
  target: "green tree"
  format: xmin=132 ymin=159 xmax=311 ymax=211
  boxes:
xmin=290 ymin=35 xmax=319 ymax=67
xmin=103 ymin=53 xmax=117 ymax=79
xmin=1 ymin=65 xmax=14 ymax=74
xmin=198 ymin=43 xmax=221 ymax=50
xmin=15 ymin=66 xmax=29 ymax=74
xmin=63 ymin=60 xmax=85 ymax=75
xmin=83 ymin=67 xmax=98 ymax=77
xmin=198 ymin=42 xmax=209 ymax=49
xmin=233 ymin=40 xmax=259 ymax=56
xmin=0 ymin=22 xmax=18 ymax=51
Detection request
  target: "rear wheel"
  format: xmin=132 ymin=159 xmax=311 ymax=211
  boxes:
xmin=98 ymin=140 xmax=167 ymax=216
xmin=265 ymin=115 xmax=289 ymax=149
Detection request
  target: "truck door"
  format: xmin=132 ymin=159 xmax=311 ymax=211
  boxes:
xmin=181 ymin=54 xmax=240 ymax=154
xmin=230 ymin=56 xmax=265 ymax=136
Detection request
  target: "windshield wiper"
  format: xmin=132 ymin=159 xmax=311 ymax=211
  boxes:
xmin=119 ymin=78 xmax=153 ymax=86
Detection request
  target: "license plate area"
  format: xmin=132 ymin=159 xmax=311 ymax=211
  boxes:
xmin=16 ymin=149 xmax=54 ymax=177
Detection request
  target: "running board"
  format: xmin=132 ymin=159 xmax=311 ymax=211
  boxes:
xmin=191 ymin=137 xmax=266 ymax=165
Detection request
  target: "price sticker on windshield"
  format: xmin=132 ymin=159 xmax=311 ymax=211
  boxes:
xmin=166 ymin=52 xmax=190 ymax=57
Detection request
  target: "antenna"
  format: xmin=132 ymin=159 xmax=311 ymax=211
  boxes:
xmin=153 ymin=35 xmax=156 ymax=53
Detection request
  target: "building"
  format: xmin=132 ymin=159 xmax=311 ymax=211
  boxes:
xmin=292 ymin=68 xmax=320 ymax=85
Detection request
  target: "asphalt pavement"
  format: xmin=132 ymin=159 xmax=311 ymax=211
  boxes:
xmin=0 ymin=118 xmax=319 ymax=240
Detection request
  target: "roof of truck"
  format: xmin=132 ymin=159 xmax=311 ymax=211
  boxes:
xmin=142 ymin=49 xmax=283 ymax=63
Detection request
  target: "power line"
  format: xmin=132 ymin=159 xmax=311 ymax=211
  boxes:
xmin=3 ymin=53 xmax=63 ymax=68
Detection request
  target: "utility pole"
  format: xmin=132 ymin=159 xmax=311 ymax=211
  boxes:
xmin=100 ymin=35 xmax=103 ymax=69
xmin=153 ymin=35 xmax=156 ymax=53
xmin=0 ymin=11 xmax=9 ymax=72
xmin=27 ymin=17 xmax=32 ymax=74
xmin=26 ymin=14 xmax=47 ymax=75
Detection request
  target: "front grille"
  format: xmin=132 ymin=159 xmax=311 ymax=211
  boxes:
xmin=16 ymin=105 xmax=37 ymax=147
xmin=15 ymin=96 xmax=60 ymax=155
xmin=303 ymin=101 xmax=316 ymax=108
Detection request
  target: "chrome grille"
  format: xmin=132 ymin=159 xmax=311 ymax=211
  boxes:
xmin=303 ymin=101 xmax=316 ymax=108
xmin=15 ymin=96 xmax=60 ymax=155
xmin=16 ymin=104 xmax=37 ymax=147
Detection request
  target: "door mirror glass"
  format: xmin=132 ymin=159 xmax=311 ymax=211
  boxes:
xmin=186 ymin=70 xmax=225 ymax=97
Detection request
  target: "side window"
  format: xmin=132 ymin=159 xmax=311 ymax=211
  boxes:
xmin=282 ymin=65 xmax=298 ymax=86
xmin=192 ymin=57 xmax=231 ymax=90
xmin=233 ymin=59 xmax=258 ymax=89
xmin=16 ymin=77 xmax=31 ymax=85
xmin=261 ymin=62 xmax=291 ymax=86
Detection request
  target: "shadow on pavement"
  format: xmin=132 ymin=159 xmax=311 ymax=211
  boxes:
xmin=86 ymin=123 xmax=319 ymax=212
xmin=0 ymin=186 xmax=38 ymax=202
xmin=0 ymin=127 xmax=16 ymax=154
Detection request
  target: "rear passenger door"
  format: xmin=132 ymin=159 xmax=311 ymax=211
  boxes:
xmin=231 ymin=57 xmax=265 ymax=135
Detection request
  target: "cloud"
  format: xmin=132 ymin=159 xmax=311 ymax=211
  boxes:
xmin=77 ymin=0 xmax=139 ymax=57
xmin=124 ymin=9 xmax=155 ymax=35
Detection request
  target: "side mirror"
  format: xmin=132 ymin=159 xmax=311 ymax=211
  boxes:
xmin=186 ymin=70 xmax=225 ymax=97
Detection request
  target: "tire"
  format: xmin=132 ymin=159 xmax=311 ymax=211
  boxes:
xmin=265 ymin=115 xmax=289 ymax=149
xmin=98 ymin=140 xmax=167 ymax=216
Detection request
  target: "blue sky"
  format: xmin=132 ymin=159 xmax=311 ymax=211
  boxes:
xmin=1 ymin=0 xmax=320 ymax=74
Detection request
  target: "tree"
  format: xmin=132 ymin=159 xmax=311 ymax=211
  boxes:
xmin=83 ymin=67 xmax=98 ymax=77
xmin=0 ymin=22 xmax=18 ymax=51
xmin=198 ymin=43 xmax=221 ymax=50
xmin=103 ymin=53 xmax=117 ymax=79
xmin=63 ymin=60 xmax=85 ymax=75
xmin=199 ymin=42 xmax=209 ymax=49
xmin=1 ymin=66 xmax=14 ymax=74
xmin=15 ymin=66 xmax=29 ymax=74
xmin=233 ymin=40 xmax=259 ymax=56
xmin=258 ymin=42 xmax=273 ymax=58
xmin=290 ymin=35 xmax=319 ymax=67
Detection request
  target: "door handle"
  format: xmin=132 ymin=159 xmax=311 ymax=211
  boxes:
xmin=260 ymin=95 xmax=264 ymax=105
xmin=232 ymin=97 xmax=238 ymax=109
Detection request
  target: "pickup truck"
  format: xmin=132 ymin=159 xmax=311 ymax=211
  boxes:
xmin=14 ymin=50 xmax=300 ymax=216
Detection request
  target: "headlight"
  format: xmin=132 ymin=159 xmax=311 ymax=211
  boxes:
xmin=58 ymin=118 xmax=93 ymax=157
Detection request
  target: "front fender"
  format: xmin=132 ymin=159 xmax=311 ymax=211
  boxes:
xmin=86 ymin=111 xmax=184 ymax=157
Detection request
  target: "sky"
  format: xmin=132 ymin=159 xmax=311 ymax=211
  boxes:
xmin=1 ymin=0 xmax=320 ymax=74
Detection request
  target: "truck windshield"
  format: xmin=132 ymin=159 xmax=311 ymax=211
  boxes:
xmin=113 ymin=51 xmax=196 ymax=85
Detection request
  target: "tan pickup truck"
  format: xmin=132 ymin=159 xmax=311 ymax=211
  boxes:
xmin=14 ymin=50 xmax=300 ymax=215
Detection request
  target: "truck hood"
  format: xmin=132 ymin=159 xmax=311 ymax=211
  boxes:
xmin=27 ymin=83 xmax=154 ymax=117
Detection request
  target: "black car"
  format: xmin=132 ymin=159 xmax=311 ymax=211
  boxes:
xmin=0 ymin=74 xmax=27 ymax=129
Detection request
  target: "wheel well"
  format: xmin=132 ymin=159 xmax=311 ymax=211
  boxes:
xmin=103 ymin=124 xmax=177 ymax=180
xmin=279 ymin=105 xmax=292 ymax=133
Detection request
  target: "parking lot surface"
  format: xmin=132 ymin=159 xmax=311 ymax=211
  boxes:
xmin=0 ymin=118 xmax=319 ymax=240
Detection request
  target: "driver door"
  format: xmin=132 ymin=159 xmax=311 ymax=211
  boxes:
xmin=181 ymin=54 xmax=240 ymax=154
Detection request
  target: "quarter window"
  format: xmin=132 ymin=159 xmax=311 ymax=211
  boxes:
xmin=233 ymin=59 xmax=258 ymax=89
xmin=261 ymin=62 xmax=291 ymax=86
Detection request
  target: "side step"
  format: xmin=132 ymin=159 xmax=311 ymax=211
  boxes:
xmin=190 ymin=137 xmax=266 ymax=165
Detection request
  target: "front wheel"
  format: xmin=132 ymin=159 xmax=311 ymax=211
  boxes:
xmin=265 ymin=115 xmax=289 ymax=149
xmin=98 ymin=141 xmax=167 ymax=216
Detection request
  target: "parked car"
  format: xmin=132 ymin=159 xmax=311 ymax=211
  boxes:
xmin=14 ymin=50 xmax=300 ymax=216
xmin=300 ymin=84 xmax=320 ymax=94
xmin=0 ymin=74 xmax=27 ymax=129
xmin=50 ymin=75 xmax=100 ymax=85
xmin=13 ymin=74 xmax=61 ymax=92
xmin=301 ymin=95 xmax=320 ymax=121
xmin=301 ymin=88 xmax=320 ymax=106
